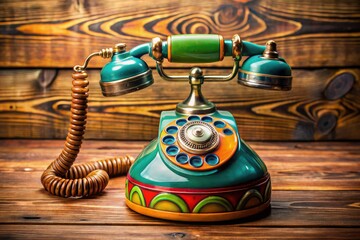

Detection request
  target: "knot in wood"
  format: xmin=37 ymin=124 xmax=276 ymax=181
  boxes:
xmin=324 ymin=72 xmax=355 ymax=100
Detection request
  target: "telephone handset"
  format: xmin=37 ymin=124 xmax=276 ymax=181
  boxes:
xmin=41 ymin=34 xmax=292 ymax=222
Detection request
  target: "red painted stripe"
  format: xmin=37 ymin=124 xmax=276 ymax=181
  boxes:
xmin=126 ymin=173 xmax=270 ymax=194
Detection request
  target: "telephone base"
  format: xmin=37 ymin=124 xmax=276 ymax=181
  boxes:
xmin=126 ymin=198 xmax=270 ymax=222
xmin=125 ymin=173 xmax=270 ymax=222
xmin=125 ymin=110 xmax=271 ymax=222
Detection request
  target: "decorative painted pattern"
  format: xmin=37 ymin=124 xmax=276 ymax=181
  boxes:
xmin=193 ymin=196 xmax=234 ymax=213
xmin=129 ymin=186 xmax=146 ymax=207
xmin=150 ymin=193 xmax=190 ymax=213
xmin=126 ymin=174 xmax=270 ymax=214
xmin=236 ymin=189 xmax=264 ymax=210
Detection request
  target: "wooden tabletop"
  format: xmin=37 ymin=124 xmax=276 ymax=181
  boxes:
xmin=0 ymin=140 xmax=359 ymax=239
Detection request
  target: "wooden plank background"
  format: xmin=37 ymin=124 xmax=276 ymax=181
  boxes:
xmin=0 ymin=68 xmax=359 ymax=140
xmin=0 ymin=0 xmax=359 ymax=140
xmin=0 ymin=0 xmax=359 ymax=68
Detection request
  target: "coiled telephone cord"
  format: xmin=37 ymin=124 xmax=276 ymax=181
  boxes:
xmin=41 ymin=71 xmax=134 ymax=198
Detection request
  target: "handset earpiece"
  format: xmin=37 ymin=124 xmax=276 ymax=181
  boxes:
xmin=238 ymin=40 xmax=292 ymax=91
xmin=99 ymin=43 xmax=154 ymax=96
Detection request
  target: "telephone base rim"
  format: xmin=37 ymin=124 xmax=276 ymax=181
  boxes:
xmin=125 ymin=198 xmax=270 ymax=222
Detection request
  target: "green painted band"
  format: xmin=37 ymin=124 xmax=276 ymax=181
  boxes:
xmin=236 ymin=189 xmax=263 ymax=210
xmin=168 ymin=34 xmax=223 ymax=63
xmin=193 ymin=196 xmax=234 ymax=213
xmin=129 ymin=185 xmax=146 ymax=206
xmin=149 ymin=193 xmax=190 ymax=213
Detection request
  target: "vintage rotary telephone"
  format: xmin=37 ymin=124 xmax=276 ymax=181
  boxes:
xmin=41 ymin=34 xmax=292 ymax=222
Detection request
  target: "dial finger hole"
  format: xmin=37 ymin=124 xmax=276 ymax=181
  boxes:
xmin=214 ymin=120 xmax=226 ymax=128
xmin=176 ymin=119 xmax=187 ymax=126
xmin=201 ymin=116 xmax=213 ymax=123
xmin=166 ymin=145 xmax=179 ymax=156
xmin=176 ymin=153 xmax=189 ymax=164
xmin=223 ymin=128 xmax=233 ymax=135
xmin=188 ymin=115 xmax=200 ymax=121
xmin=162 ymin=135 xmax=176 ymax=145
xmin=166 ymin=126 xmax=178 ymax=134
xmin=205 ymin=154 xmax=219 ymax=166
xmin=189 ymin=156 xmax=203 ymax=168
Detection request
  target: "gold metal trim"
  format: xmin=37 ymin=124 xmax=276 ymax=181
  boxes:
xmin=125 ymin=198 xmax=270 ymax=222
xmin=239 ymin=69 xmax=292 ymax=79
xmin=167 ymin=36 xmax=172 ymax=62
xmin=232 ymin=34 xmax=242 ymax=60
xmin=100 ymin=69 xmax=153 ymax=96
xmin=219 ymin=35 xmax=225 ymax=61
xmin=114 ymin=43 xmax=126 ymax=53
xmin=176 ymin=101 xmax=216 ymax=115
xmin=151 ymin=37 xmax=163 ymax=61
xmin=263 ymin=40 xmax=278 ymax=59
xmin=238 ymin=71 xmax=292 ymax=91
xmin=73 ymin=47 xmax=114 ymax=72
xmin=203 ymin=59 xmax=239 ymax=81
xmin=99 ymin=70 xmax=152 ymax=86
xmin=176 ymin=67 xmax=216 ymax=114
xmin=156 ymin=60 xmax=239 ymax=82
xmin=156 ymin=61 xmax=188 ymax=81
xmin=238 ymin=78 xmax=291 ymax=91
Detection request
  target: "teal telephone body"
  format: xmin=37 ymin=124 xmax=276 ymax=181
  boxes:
xmin=41 ymin=34 xmax=292 ymax=222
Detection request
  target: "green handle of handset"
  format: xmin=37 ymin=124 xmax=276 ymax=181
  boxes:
xmin=130 ymin=34 xmax=266 ymax=63
xmin=165 ymin=34 xmax=265 ymax=63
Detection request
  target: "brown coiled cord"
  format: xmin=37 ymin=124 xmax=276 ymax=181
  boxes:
xmin=41 ymin=71 xmax=134 ymax=198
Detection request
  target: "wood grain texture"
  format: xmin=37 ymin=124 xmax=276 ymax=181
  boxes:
xmin=0 ymin=68 xmax=359 ymax=140
xmin=1 ymin=226 xmax=359 ymax=240
xmin=0 ymin=140 xmax=359 ymax=239
xmin=2 ymin=188 xmax=359 ymax=227
xmin=1 ymin=140 xmax=359 ymax=191
xmin=0 ymin=0 xmax=359 ymax=68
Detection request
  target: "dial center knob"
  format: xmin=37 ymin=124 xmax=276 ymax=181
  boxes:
xmin=187 ymin=125 xmax=212 ymax=143
xmin=193 ymin=127 xmax=204 ymax=137
xmin=178 ymin=121 xmax=219 ymax=154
